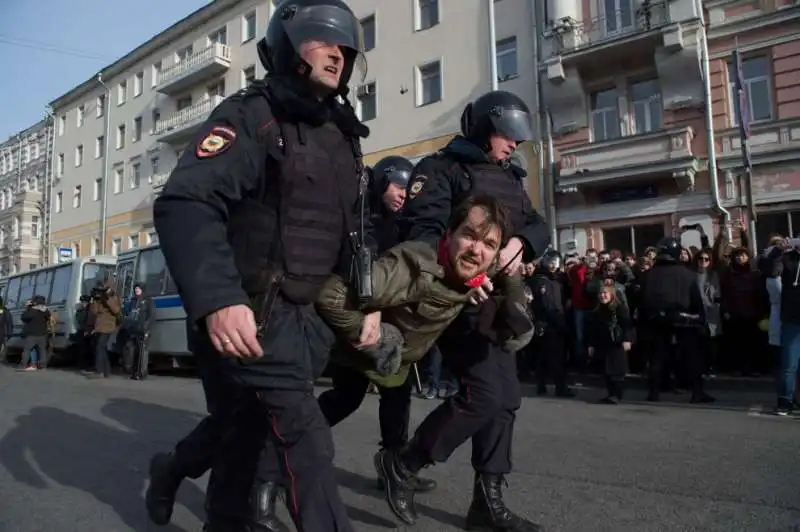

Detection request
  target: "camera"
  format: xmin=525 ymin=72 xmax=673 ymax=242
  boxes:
xmin=91 ymin=286 xmax=108 ymax=299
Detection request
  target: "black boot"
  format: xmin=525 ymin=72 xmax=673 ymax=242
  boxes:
xmin=145 ymin=452 xmax=183 ymax=526
xmin=465 ymin=473 xmax=543 ymax=531
xmin=249 ymin=481 xmax=290 ymax=532
xmin=373 ymin=449 xmax=417 ymax=525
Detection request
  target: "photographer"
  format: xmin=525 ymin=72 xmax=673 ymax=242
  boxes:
xmin=766 ymin=237 xmax=800 ymax=416
xmin=87 ymin=281 xmax=122 ymax=379
xmin=19 ymin=295 xmax=50 ymax=371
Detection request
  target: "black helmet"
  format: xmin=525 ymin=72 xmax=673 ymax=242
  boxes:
xmin=460 ymin=90 xmax=535 ymax=146
xmin=540 ymin=249 xmax=562 ymax=271
xmin=655 ymin=237 xmax=681 ymax=262
xmin=372 ymin=156 xmax=414 ymax=192
xmin=258 ymin=0 xmax=367 ymax=94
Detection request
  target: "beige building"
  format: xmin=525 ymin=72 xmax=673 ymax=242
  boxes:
xmin=47 ymin=0 xmax=547 ymax=260
xmin=542 ymin=0 xmax=800 ymax=254
xmin=0 ymin=118 xmax=54 ymax=274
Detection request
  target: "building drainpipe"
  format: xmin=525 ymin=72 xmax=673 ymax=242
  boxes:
xmin=97 ymin=72 xmax=112 ymax=255
xmin=44 ymin=112 xmax=54 ymax=265
xmin=489 ymin=0 xmax=498 ymax=91
xmin=696 ymin=0 xmax=732 ymax=241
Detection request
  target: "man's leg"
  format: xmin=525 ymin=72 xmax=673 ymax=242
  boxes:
xmin=317 ymin=362 xmax=370 ymax=427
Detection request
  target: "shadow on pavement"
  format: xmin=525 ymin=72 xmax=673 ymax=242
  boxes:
xmin=334 ymin=466 xmax=464 ymax=529
xmin=0 ymin=399 xmax=207 ymax=531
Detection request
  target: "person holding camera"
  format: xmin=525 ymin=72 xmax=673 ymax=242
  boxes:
xmin=19 ymin=295 xmax=50 ymax=371
xmin=87 ymin=281 xmax=122 ymax=379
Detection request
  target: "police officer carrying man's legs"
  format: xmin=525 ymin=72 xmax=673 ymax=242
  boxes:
xmin=375 ymin=90 xmax=549 ymax=531
xmin=317 ymin=155 xmax=436 ymax=493
xmin=529 ymin=250 xmax=574 ymax=397
xmin=151 ymin=1 xmax=376 ymax=530
xmin=639 ymin=237 xmax=715 ymax=404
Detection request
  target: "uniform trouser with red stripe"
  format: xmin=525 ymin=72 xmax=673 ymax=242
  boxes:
xmin=407 ymin=340 xmax=521 ymax=475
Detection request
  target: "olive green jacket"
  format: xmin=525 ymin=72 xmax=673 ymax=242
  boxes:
xmin=315 ymin=241 xmax=473 ymax=387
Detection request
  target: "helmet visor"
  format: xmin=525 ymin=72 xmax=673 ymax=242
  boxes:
xmin=387 ymin=168 xmax=412 ymax=188
xmin=490 ymin=108 xmax=535 ymax=143
xmin=281 ymin=4 xmax=367 ymax=83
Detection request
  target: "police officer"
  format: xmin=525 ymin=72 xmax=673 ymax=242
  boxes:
xmin=316 ymin=154 xmax=436 ymax=493
xmin=529 ymin=250 xmax=574 ymax=397
xmin=638 ymin=237 xmax=714 ymax=404
xmin=150 ymin=1 xmax=373 ymax=530
xmin=375 ymin=90 xmax=548 ymax=531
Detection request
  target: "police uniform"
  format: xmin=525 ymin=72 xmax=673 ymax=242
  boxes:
xmin=638 ymin=237 xmax=714 ymax=404
xmin=149 ymin=2 xmax=369 ymax=530
xmin=529 ymin=251 xmax=573 ymax=396
xmin=376 ymin=90 xmax=548 ymax=532
xmin=316 ymin=156 xmax=437 ymax=493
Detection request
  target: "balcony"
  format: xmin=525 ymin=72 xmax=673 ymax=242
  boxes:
xmin=154 ymin=95 xmax=223 ymax=144
xmin=557 ymin=126 xmax=699 ymax=190
xmin=155 ymin=43 xmax=231 ymax=96
xmin=542 ymin=0 xmax=672 ymax=66
xmin=717 ymin=117 xmax=800 ymax=170
xmin=151 ymin=167 xmax=175 ymax=194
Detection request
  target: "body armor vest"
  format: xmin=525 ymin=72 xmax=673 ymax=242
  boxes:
xmin=227 ymin=93 xmax=360 ymax=305
xmin=452 ymin=159 xmax=527 ymax=234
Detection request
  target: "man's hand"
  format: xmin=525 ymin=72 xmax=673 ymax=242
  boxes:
xmin=356 ymin=311 xmax=381 ymax=349
xmin=587 ymin=346 xmax=595 ymax=358
xmin=622 ymin=341 xmax=632 ymax=352
xmin=469 ymin=277 xmax=494 ymax=305
xmin=206 ymin=304 xmax=263 ymax=358
xmin=499 ymin=237 xmax=525 ymax=276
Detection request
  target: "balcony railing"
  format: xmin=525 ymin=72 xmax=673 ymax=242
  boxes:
xmin=156 ymin=43 xmax=231 ymax=94
xmin=546 ymin=1 xmax=669 ymax=57
xmin=152 ymin=167 xmax=176 ymax=191
xmin=154 ymin=95 xmax=224 ymax=143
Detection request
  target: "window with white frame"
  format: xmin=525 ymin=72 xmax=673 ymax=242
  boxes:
xmin=177 ymin=45 xmax=193 ymax=62
xmin=151 ymin=109 xmax=161 ymax=133
xmin=57 ymin=153 xmax=64 ymax=177
xmin=31 ymin=143 xmax=39 ymax=159
xmin=73 ymin=241 xmax=80 ymax=256
xmin=13 ymin=217 xmax=19 ymax=239
xmin=416 ymin=0 xmax=439 ymax=31
xmin=118 ymin=80 xmax=127 ymax=105
xmin=729 ymin=55 xmax=773 ymax=125
xmin=152 ymin=61 xmax=162 ymax=87
xmin=361 ymin=15 xmax=376 ymax=51
xmin=208 ymin=27 xmax=227 ymax=46
xmin=134 ymin=71 xmax=144 ymax=96
xmin=242 ymin=66 xmax=256 ymax=87
xmin=75 ymin=145 xmax=83 ymax=167
xmin=208 ymin=79 xmax=225 ymax=98
xmin=177 ymin=96 xmax=192 ymax=111
xmin=496 ymin=37 xmax=518 ymax=81
xmin=55 ymin=191 xmax=63 ymax=213
xmin=72 ymin=185 xmax=82 ymax=208
xmin=146 ymin=230 xmax=158 ymax=245
xmin=243 ymin=12 xmax=256 ymax=42
xmin=417 ymin=61 xmax=442 ymax=106
xmin=114 ymin=167 xmax=124 ymax=194
xmin=590 ymin=88 xmax=620 ymax=141
xmin=129 ymin=234 xmax=140 ymax=249
xmin=96 ymin=94 xmax=105 ymax=117
xmin=94 ymin=177 xmax=103 ymax=201
xmin=31 ymin=216 xmax=39 ymax=238
xmin=133 ymin=117 xmax=142 ymax=142
xmin=112 ymin=237 xmax=121 ymax=256
xmin=91 ymin=237 xmax=100 ymax=255
xmin=77 ymin=105 xmax=85 ymax=127
xmin=57 ymin=115 xmax=65 ymax=135
xmin=150 ymin=156 xmax=159 ymax=184
xmin=23 ymin=145 xmax=30 ymax=163
xmin=356 ymin=82 xmax=377 ymax=121
xmin=117 ymin=124 xmax=126 ymax=149
xmin=130 ymin=162 xmax=141 ymax=189
xmin=630 ymin=79 xmax=662 ymax=134
xmin=603 ymin=0 xmax=634 ymax=35
xmin=95 ymin=136 xmax=104 ymax=158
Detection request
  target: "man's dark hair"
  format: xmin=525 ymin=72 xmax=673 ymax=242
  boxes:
xmin=448 ymin=194 xmax=511 ymax=244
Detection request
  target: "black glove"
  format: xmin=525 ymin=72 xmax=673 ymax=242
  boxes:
xmin=360 ymin=322 xmax=404 ymax=377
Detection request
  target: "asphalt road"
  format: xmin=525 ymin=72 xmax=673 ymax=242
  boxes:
xmin=0 ymin=366 xmax=798 ymax=532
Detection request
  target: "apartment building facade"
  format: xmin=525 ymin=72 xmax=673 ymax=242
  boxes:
xmin=543 ymin=0 xmax=800 ymax=254
xmin=0 ymin=118 xmax=54 ymax=274
xmin=47 ymin=0 xmax=549 ymax=260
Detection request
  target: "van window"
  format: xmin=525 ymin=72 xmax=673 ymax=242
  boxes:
xmin=34 ymin=270 xmax=54 ymax=302
xmin=5 ymin=277 xmax=21 ymax=309
xmin=138 ymin=248 xmax=167 ymax=296
xmin=18 ymin=275 xmax=35 ymax=306
xmin=50 ymin=265 xmax=73 ymax=305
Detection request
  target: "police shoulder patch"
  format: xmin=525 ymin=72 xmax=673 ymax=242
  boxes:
xmin=196 ymin=125 xmax=236 ymax=159
xmin=408 ymin=175 xmax=427 ymax=199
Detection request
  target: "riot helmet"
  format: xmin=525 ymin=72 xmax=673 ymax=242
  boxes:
xmin=540 ymin=249 xmax=562 ymax=272
xmin=258 ymin=0 xmax=367 ymax=95
xmin=460 ymin=90 xmax=535 ymax=147
xmin=372 ymin=156 xmax=414 ymax=192
xmin=655 ymin=237 xmax=682 ymax=262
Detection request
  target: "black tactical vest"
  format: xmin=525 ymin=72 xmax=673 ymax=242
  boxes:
xmin=227 ymin=94 xmax=360 ymax=305
xmin=453 ymin=159 xmax=527 ymax=234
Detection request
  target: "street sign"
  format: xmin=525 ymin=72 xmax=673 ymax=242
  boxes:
xmin=57 ymin=247 xmax=73 ymax=263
